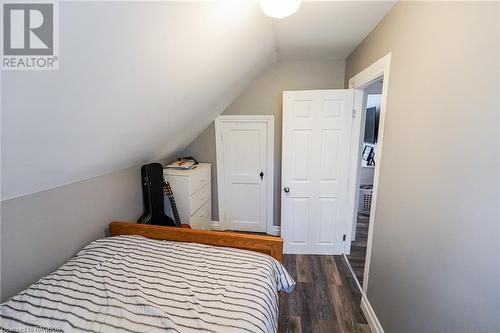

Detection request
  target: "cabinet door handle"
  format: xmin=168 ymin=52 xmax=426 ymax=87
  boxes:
xmin=283 ymin=187 xmax=290 ymax=193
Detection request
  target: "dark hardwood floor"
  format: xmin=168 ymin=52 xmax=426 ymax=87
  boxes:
xmin=278 ymin=254 xmax=370 ymax=333
xmin=346 ymin=214 xmax=369 ymax=285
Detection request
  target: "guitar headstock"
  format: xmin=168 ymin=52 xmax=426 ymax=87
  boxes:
xmin=163 ymin=181 xmax=174 ymax=197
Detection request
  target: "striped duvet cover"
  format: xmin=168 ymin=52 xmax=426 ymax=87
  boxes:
xmin=0 ymin=235 xmax=295 ymax=333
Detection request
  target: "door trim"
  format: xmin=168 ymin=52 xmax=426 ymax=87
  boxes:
xmin=345 ymin=53 xmax=392 ymax=294
xmin=214 ymin=115 xmax=274 ymax=235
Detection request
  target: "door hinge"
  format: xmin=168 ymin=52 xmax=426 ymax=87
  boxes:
xmin=220 ymin=132 xmax=224 ymax=141
xmin=343 ymin=234 xmax=347 ymax=241
xmin=352 ymin=109 xmax=356 ymax=118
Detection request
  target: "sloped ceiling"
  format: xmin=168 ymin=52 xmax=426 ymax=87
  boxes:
xmin=1 ymin=1 xmax=394 ymax=200
xmin=1 ymin=1 xmax=276 ymax=200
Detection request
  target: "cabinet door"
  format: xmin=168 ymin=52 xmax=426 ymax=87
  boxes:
xmin=219 ymin=120 xmax=270 ymax=233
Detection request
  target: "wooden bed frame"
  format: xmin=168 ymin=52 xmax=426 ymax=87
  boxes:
xmin=109 ymin=221 xmax=284 ymax=262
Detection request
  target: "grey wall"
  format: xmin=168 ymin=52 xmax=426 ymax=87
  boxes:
xmin=1 ymin=166 xmax=143 ymax=301
xmin=181 ymin=60 xmax=345 ymax=225
xmin=345 ymin=2 xmax=500 ymax=332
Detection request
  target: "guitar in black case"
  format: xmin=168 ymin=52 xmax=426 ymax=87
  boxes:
xmin=138 ymin=163 xmax=176 ymax=226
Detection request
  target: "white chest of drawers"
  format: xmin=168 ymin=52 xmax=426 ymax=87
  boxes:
xmin=163 ymin=163 xmax=211 ymax=230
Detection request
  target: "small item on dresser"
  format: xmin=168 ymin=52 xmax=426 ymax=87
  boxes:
xmin=165 ymin=157 xmax=199 ymax=170
xmin=138 ymin=163 xmax=176 ymax=227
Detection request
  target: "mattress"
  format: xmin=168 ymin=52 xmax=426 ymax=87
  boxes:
xmin=0 ymin=235 xmax=295 ymax=332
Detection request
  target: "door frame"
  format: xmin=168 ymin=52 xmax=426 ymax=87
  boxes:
xmin=214 ymin=115 xmax=274 ymax=234
xmin=344 ymin=53 xmax=392 ymax=294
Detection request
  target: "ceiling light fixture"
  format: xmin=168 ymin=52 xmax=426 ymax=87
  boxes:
xmin=260 ymin=0 xmax=301 ymax=19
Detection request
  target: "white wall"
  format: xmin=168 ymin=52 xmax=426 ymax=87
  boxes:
xmin=366 ymin=94 xmax=381 ymax=109
xmin=1 ymin=1 xmax=276 ymax=200
xmin=357 ymin=93 xmax=381 ymax=185
xmin=359 ymin=167 xmax=375 ymax=185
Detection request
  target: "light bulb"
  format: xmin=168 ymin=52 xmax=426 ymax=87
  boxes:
xmin=260 ymin=0 xmax=301 ymax=19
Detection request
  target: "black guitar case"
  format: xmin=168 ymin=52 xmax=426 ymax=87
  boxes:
xmin=138 ymin=163 xmax=175 ymax=226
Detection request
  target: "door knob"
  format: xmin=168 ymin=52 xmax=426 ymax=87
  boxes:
xmin=260 ymin=171 xmax=264 ymax=180
xmin=283 ymin=187 xmax=290 ymax=193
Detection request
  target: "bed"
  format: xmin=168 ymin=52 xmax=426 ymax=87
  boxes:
xmin=0 ymin=222 xmax=295 ymax=332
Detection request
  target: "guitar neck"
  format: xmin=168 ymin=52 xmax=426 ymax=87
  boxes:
xmin=163 ymin=181 xmax=182 ymax=227
xmin=168 ymin=196 xmax=182 ymax=227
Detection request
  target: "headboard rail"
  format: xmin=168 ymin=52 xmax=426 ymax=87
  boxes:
xmin=109 ymin=221 xmax=283 ymax=262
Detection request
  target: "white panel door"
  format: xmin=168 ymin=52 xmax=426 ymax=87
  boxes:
xmin=282 ymin=90 xmax=355 ymax=254
xmin=220 ymin=120 xmax=269 ymax=232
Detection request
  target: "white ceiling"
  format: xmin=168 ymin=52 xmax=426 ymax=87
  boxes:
xmin=273 ymin=1 xmax=396 ymax=60
xmin=1 ymin=1 xmax=394 ymax=200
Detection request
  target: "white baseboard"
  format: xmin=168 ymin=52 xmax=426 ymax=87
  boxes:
xmin=267 ymin=225 xmax=281 ymax=236
xmin=211 ymin=221 xmax=223 ymax=231
xmin=343 ymin=254 xmax=362 ymax=292
xmin=361 ymin=293 xmax=385 ymax=333
xmin=343 ymin=255 xmax=383 ymax=332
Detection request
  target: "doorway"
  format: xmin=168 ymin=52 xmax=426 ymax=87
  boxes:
xmin=343 ymin=53 xmax=391 ymax=298
xmin=346 ymin=79 xmax=382 ymax=286
xmin=215 ymin=115 xmax=274 ymax=233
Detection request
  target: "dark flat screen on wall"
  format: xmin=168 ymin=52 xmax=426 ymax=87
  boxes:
xmin=364 ymin=107 xmax=379 ymax=143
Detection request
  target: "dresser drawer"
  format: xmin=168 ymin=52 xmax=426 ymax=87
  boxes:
xmin=189 ymin=199 xmax=211 ymax=230
xmin=163 ymin=163 xmax=212 ymax=230
xmin=190 ymin=183 xmax=210 ymax=215
xmin=189 ymin=165 xmax=210 ymax=195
